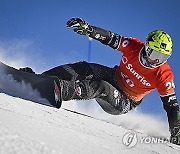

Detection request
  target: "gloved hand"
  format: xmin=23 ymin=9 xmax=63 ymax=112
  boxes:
xmin=66 ymin=18 xmax=93 ymax=36
xmin=170 ymin=120 xmax=180 ymax=145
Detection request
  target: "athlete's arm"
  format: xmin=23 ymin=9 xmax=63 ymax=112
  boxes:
xmin=161 ymin=94 xmax=179 ymax=125
xmin=66 ymin=18 xmax=121 ymax=49
xmin=89 ymin=26 xmax=121 ymax=49
xmin=161 ymin=94 xmax=180 ymax=145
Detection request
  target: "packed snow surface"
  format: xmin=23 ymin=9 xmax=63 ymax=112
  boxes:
xmin=0 ymin=93 xmax=180 ymax=154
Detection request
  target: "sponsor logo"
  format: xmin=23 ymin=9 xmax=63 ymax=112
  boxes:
xmin=122 ymin=56 xmax=128 ymax=64
xmin=95 ymin=34 xmax=100 ymax=39
xmin=122 ymin=38 xmax=129 ymax=48
xmin=113 ymin=90 xmax=119 ymax=98
xmin=54 ymin=80 xmax=61 ymax=103
xmin=95 ymin=33 xmax=106 ymax=41
xmin=168 ymin=95 xmax=176 ymax=102
xmin=110 ymin=33 xmax=120 ymax=48
xmin=121 ymin=56 xmax=151 ymax=87
xmin=113 ymin=90 xmax=120 ymax=106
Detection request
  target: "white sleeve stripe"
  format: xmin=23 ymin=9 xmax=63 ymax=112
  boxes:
xmin=116 ymin=36 xmax=122 ymax=50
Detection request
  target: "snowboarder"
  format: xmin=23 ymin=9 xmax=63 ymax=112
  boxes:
xmin=21 ymin=18 xmax=180 ymax=145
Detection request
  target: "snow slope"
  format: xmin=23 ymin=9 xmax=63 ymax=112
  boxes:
xmin=0 ymin=93 xmax=180 ymax=154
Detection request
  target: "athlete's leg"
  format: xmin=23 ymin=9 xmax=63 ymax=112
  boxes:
xmin=42 ymin=61 xmax=116 ymax=84
xmin=95 ymin=81 xmax=141 ymax=115
xmin=60 ymin=79 xmax=103 ymax=101
xmin=43 ymin=61 xmax=140 ymax=114
xmin=60 ymin=78 xmax=140 ymax=115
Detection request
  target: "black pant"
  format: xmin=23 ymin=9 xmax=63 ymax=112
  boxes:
xmin=42 ymin=61 xmax=140 ymax=115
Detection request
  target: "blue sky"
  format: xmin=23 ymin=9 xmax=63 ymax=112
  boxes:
xmin=0 ymin=0 xmax=180 ymax=120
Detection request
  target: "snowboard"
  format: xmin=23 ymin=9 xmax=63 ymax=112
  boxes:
xmin=0 ymin=61 xmax=62 ymax=108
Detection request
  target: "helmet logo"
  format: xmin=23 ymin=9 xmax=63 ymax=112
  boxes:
xmin=160 ymin=43 xmax=166 ymax=50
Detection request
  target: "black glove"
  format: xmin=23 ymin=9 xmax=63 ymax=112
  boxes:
xmin=19 ymin=67 xmax=35 ymax=74
xmin=170 ymin=119 xmax=180 ymax=145
xmin=66 ymin=18 xmax=93 ymax=36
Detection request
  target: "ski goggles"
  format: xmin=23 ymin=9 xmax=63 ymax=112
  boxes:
xmin=144 ymin=44 xmax=171 ymax=66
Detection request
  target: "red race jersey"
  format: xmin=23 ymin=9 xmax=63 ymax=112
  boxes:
xmin=115 ymin=36 xmax=175 ymax=102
